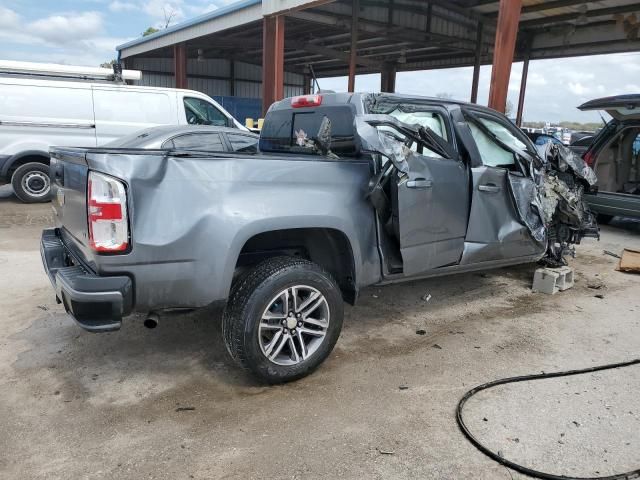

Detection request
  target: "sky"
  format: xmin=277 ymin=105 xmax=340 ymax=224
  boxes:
xmin=1 ymin=0 xmax=640 ymax=123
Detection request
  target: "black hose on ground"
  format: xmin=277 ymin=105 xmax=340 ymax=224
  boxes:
xmin=456 ymin=358 xmax=640 ymax=480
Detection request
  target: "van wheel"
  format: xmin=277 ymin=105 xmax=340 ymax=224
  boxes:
xmin=11 ymin=162 xmax=51 ymax=203
xmin=223 ymin=256 xmax=343 ymax=384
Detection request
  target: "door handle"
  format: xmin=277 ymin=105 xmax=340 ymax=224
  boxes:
xmin=407 ymin=178 xmax=433 ymax=189
xmin=478 ymin=184 xmax=501 ymax=193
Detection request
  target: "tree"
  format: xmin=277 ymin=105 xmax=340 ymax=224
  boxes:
xmin=141 ymin=5 xmax=177 ymax=36
xmin=162 ymin=6 xmax=177 ymax=28
xmin=142 ymin=26 xmax=159 ymax=36
xmin=100 ymin=59 xmax=116 ymax=69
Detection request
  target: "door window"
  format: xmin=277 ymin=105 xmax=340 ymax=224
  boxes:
xmin=227 ymin=133 xmax=258 ymax=153
xmin=166 ymin=133 xmax=225 ymax=151
xmin=467 ymin=116 xmax=529 ymax=168
xmin=385 ymin=109 xmax=449 ymax=157
xmin=183 ymin=97 xmax=228 ymax=126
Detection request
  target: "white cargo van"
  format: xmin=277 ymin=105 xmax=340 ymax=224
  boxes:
xmin=0 ymin=60 xmax=245 ymax=202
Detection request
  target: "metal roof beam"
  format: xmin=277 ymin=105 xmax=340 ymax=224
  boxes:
xmin=485 ymin=0 xmax=590 ymax=18
xmin=288 ymin=40 xmax=381 ymax=67
xmin=522 ymin=0 xmax=596 ymax=15
xmin=358 ymin=0 xmax=479 ymax=28
xmin=291 ymin=9 xmax=477 ymax=51
xmin=521 ymin=3 xmax=640 ymax=28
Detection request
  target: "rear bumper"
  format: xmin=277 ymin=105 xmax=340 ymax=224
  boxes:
xmin=40 ymin=228 xmax=133 ymax=332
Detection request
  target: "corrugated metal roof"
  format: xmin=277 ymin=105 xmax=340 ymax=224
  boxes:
xmin=117 ymin=0 xmax=262 ymax=57
xmin=120 ymin=0 xmax=640 ymax=76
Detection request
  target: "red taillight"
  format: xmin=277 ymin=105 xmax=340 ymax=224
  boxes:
xmin=291 ymin=94 xmax=322 ymax=108
xmin=583 ymin=150 xmax=595 ymax=167
xmin=87 ymin=171 xmax=129 ymax=253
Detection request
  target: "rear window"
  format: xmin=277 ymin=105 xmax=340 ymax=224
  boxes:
xmin=259 ymin=105 xmax=358 ymax=156
xmin=168 ymin=133 xmax=225 ymax=151
xmin=228 ymin=133 xmax=258 ymax=153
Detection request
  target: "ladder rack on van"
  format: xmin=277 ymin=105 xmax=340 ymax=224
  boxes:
xmin=0 ymin=60 xmax=142 ymax=83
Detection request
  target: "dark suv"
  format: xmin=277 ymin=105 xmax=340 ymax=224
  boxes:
xmin=579 ymin=95 xmax=640 ymax=223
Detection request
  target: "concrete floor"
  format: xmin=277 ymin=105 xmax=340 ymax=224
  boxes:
xmin=1 ymin=185 xmax=639 ymax=479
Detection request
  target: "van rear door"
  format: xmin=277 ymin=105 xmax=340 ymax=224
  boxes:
xmin=92 ymin=86 xmax=174 ymax=145
xmin=0 ymin=80 xmax=96 ymax=150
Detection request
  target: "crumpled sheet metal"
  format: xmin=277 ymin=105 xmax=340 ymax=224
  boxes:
xmin=507 ymin=174 xmax=547 ymax=244
xmin=357 ymin=112 xmax=595 ymax=257
xmin=355 ymin=115 xmax=411 ymax=174
xmin=536 ymin=143 xmax=598 ymax=186
xmin=537 ymin=171 xmax=588 ymax=228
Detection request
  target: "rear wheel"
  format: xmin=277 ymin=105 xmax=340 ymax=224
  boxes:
xmin=11 ymin=162 xmax=51 ymax=203
xmin=223 ymin=256 xmax=343 ymax=383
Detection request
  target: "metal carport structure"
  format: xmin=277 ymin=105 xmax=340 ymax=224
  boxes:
xmin=116 ymin=0 xmax=640 ymax=120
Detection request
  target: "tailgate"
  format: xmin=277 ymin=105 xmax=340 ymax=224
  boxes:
xmin=50 ymin=147 xmax=90 ymax=247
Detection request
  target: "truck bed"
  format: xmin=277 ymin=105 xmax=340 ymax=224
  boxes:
xmin=48 ymin=146 xmax=380 ymax=313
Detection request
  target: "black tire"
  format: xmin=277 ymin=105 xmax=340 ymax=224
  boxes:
xmin=223 ymin=256 xmax=343 ymax=384
xmin=596 ymin=213 xmax=614 ymax=225
xmin=11 ymin=162 xmax=51 ymax=203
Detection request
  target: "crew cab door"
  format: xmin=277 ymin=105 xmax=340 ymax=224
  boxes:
xmin=358 ymin=110 xmax=469 ymax=276
xmin=458 ymin=110 xmax=545 ymax=264
xmin=396 ymin=146 xmax=469 ymax=276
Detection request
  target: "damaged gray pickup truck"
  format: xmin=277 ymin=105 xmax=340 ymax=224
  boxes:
xmin=41 ymin=93 xmax=598 ymax=383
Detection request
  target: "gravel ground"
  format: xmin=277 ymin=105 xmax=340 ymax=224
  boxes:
xmin=1 ymin=186 xmax=639 ymax=479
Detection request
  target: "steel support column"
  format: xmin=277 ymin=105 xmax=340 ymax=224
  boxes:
xmin=173 ymin=43 xmax=188 ymax=89
xmin=516 ymin=52 xmax=530 ymax=127
xmin=381 ymin=62 xmax=396 ymax=93
xmin=471 ymin=22 xmax=483 ymax=103
xmin=262 ymin=15 xmax=285 ymax=115
xmin=348 ymin=0 xmax=359 ymax=93
xmin=487 ymin=0 xmax=522 ymax=112
xmin=303 ymin=74 xmax=311 ymax=95
xmin=230 ymin=60 xmax=235 ymax=96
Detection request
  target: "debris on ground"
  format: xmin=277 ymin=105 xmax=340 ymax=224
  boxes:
xmin=432 ymin=344 xmax=442 ymax=349
xmin=603 ymin=250 xmax=621 ymax=259
xmin=377 ymin=448 xmax=395 ymax=455
xmin=421 ymin=293 xmax=432 ymax=302
xmin=175 ymin=407 xmax=196 ymax=412
xmin=617 ymin=249 xmax=640 ymax=274
xmin=587 ymin=280 xmax=605 ymax=290
xmin=532 ymin=266 xmax=574 ymax=294
xmin=594 ymin=294 xmax=605 ymax=299
xmin=398 ymin=385 xmax=409 ymax=390
xmin=415 ymin=329 xmax=426 ymax=335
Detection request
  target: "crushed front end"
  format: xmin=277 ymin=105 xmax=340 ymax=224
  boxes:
xmin=535 ymin=143 xmax=600 ymax=265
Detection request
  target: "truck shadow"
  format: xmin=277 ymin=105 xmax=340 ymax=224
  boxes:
xmin=606 ymin=216 xmax=640 ymax=234
xmin=13 ymin=262 xmax=541 ymax=400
